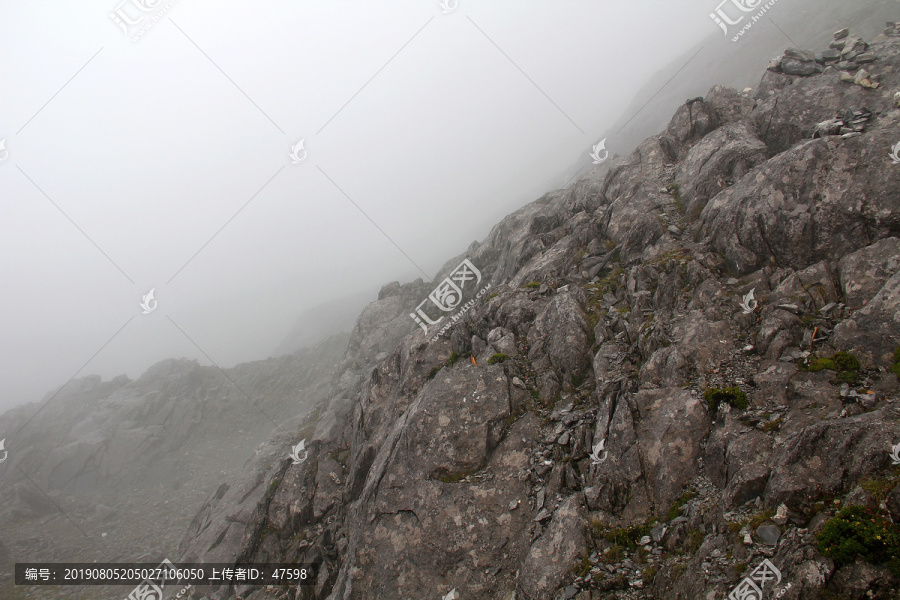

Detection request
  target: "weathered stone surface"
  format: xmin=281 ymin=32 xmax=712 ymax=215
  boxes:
xmin=517 ymin=495 xmax=587 ymax=600
xmin=837 ymin=238 xmax=900 ymax=308
xmin=675 ymin=122 xmax=768 ymax=217
xmin=698 ymin=131 xmax=900 ymax=276
xmin=528 ymin=290 xmax=592 ymax=391
xmin=829 ymin=561 xmax=898 ymax=599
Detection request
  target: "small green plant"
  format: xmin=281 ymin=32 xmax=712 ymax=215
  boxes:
xmin=427 ymin=365 xmax=442 ymax=379
xmin=446 ymin=352 xmax=461 ymax=367
xmin=487 ymin=353 xmax=509 ymax=365
xmin=816 ymin=505 xmax=900 ymax=576
xmin=606 ymin=545 xmax=625 ymax=562
xmin=748 ymin=509 xmax=775 ymax=531
xmin=486 ymin=292 xmax=499 ymax=301
xmin=574 ymin=553 xmax=591 ymax=577
xmin=860 ymin=476 xmax=900 ymax=504
xmin=762 ymin=417 xmax=783 ymax=433
xmin=726 ymin=520 xmax=747 ymax=534
xmin=601 ymin=519 xmax=659 ymax=550
xmin=523 ymin=281 xmax=542 ymax=289
xmin=704 ymin=385 xmax=749 ymax=411
xmin=686 ymin=529 xmax=705 ymax=553
xmin=666 ymin=488 xmax=698 ymax=521
xmin=642 ymin=565 xmax=658 ymax=585
xmin=891 ymin=344 xmax=900 ymax=377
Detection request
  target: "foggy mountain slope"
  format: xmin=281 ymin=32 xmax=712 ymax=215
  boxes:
xmin=558 ymin=0 xmax=900 ymax=189
xmin=177 ymin=23 xmax=900 ymax=600
xmin=0 ymin=332 xmax=347 ymax=600
xmin=272 ymin=291 xmax=372 ymax=358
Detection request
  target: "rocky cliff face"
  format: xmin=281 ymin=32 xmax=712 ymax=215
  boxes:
xmin=179 ymin=27 xmax=900 ymax=600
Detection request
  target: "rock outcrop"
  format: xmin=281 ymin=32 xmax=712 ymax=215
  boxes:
xmin=175 ymin=25 xmax=900 ymax=600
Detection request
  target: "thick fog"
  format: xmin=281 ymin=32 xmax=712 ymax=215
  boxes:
xmin=0 ymin=0 xmax=886 ymax=412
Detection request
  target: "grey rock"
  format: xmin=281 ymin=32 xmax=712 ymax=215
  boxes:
xmin=783 ymin=48 xmax=815 ymax=62
xmin=755 ymin=523 xmax=781 ymax=545
xmin=780 ymin=58 xmax=818 ymax=76
xmin=830 ymin=561 xmax=898 ymax=598
xmin=837 ymin=238 xmax=900 ymax=308
xmin=518 ymin=495 xmax=587 ymax=600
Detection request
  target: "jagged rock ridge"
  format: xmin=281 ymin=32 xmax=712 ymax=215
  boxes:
xmin=177 ymin=26 xmax=900 ymax=600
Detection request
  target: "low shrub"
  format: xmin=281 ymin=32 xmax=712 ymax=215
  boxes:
xmin=816 ymin=505 xmax=900 ymax=576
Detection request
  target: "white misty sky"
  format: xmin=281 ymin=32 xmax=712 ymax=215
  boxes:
xmin=0 ymin=1 xmax=717 ymax=410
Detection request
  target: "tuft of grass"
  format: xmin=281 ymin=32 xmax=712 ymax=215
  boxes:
xmin=606 ymin=545 xmax=625 ymax=562
xmin=523 ymin=281 xmax=542 ymax=289
xmin=666 ymin=489 xmax=698 ymax=521
xmin=748 ymin=509 xmax=774 ymax=531
xmin=704 ymin=385 xmax=749 ymax=411
xmin=816 ymin=505 xmax=900 ymax=576
xmin=487 ymin=353 xmax=509 ymax=365
xmin=642 ymin=565 xmax=658 ymax=585
xmin=686 ymin=529 xmax=705 ymax=553
xmin=598 ymin=518 xmax=659 ymax=550
xmin=429 ymin=351 xmax=467 ymax=379
xmin=762 ymin=417 xmax=783 ymax=433
xmin=861 ymin=476 xmax=900 ymax=504
xmin=486 ymin=292 xmax=499 ymax=301
xmin=727 ymin=520 xmax=747 ymax=534
xmin=573 ymin=553 xmax=591 ymax=577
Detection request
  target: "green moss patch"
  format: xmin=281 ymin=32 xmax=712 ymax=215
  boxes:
xmin=487 ymin=353 xmax=509 ymax=365
xmin=803 ymin=351 xmax=860 ymax=384
xmin=704 ymin=385 xmax=749 ymax=411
